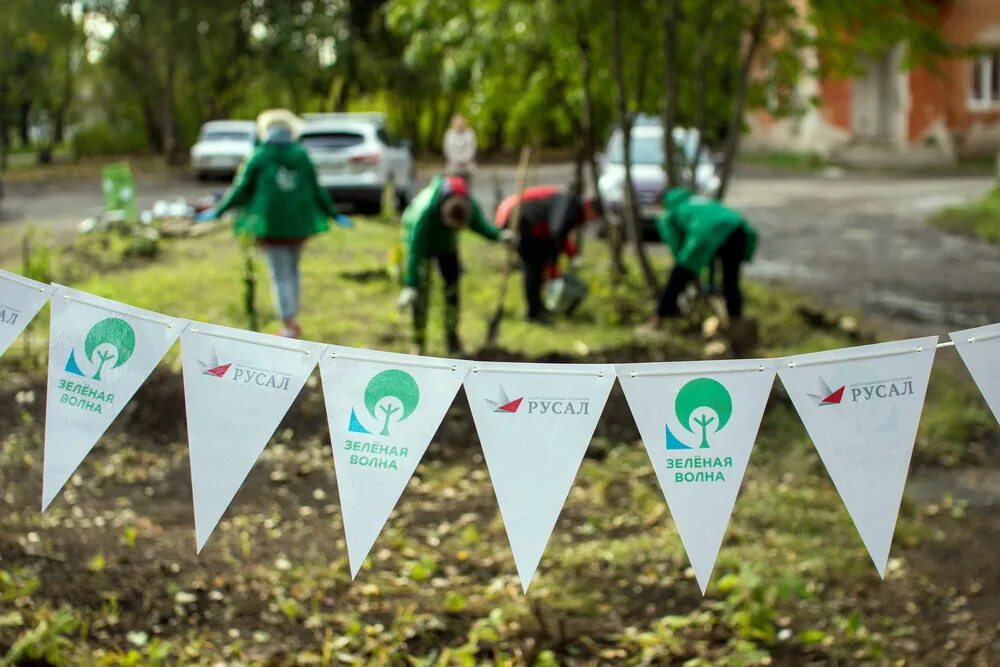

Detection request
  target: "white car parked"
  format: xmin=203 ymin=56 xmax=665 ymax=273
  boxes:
xmin=598 ymin=118 xmax=721 ymax=234
xmin=190 ymin=120 xmax=256 ymax=180
xmin=299 ymin=113 xmax=414 ymax=215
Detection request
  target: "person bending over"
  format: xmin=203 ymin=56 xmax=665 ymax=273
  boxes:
xmin=398 ymin=175 xmax=512 ymax=354
xmin=640 ymin=187 xmax=757 ymax=331
xmin=495 ymin=185 xmax=594 ymax=322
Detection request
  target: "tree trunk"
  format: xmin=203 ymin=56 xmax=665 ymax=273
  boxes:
xmin=662 ymin=0 xmax=680 ymax=190
xmin=161 ymin=6 xmax=183 ymax=168
xmin=716 ymin=2 xmax=768 ymax=201
xmin=689 ymin=2 xmax=712 ymax=188
xmin=427 ymin=97 xmax=442 ymax=152
xmin=611 ymin=0 xmax=659 ymax=296
xmin=48 ymin=47 xmax=76 ymax=161
xmin=491 ymin=115 xmax=505 ymax=155
xmin=162 ymin=56 xmax=181 ymax=164
xmin=18 ymin=101 xmax=31 ymax=148
xmin=141 ymin=99 xmax=163 ymax=154
xmin=577 ymin=28 xmax=625 ymax=283
xmin=0 ymin=79 xmax=8 ymax=170
xmin=334 ymin=78 xmax=352 ymax=112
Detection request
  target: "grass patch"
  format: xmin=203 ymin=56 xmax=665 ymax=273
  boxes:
xmin=0 ymin=217 xmax=994 ymax=664
xmin=2 ymin=155 xmax=168 ymax=185
xmin=738 ymin=150 xmax=828 ymax=172
xmin=929 ymin=186 xmax=1000 ymax=244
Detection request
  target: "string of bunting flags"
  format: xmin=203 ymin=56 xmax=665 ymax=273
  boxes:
xmin=1 ymin=267 xmax=998 ymax=594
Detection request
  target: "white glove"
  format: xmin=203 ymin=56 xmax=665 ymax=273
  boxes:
xmin=397 ymin=287 xmax=417 ymax=310
xmin=499 ymin=229 xmax=516 ymax=244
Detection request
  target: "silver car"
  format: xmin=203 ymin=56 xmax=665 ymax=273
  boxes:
xmin=299 ymin=113 xmax=415 ymax=215
xmin=190 ymin=120 xmax=256 ymax=181
xmin=598 ymin=118 xmax=721 ymax=233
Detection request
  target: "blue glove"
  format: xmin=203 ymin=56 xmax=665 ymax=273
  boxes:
xmin=195 ymin=208 xmax=218 ymax=222
xmin=334 ymin=213 xmax=354 ymax=229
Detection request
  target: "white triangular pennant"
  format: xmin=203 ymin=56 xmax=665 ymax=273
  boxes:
xmin=0 ymin=270 xmax=55 ymax=358
xmin=778 ymin=336 xmax=937 ymax=576
xmin=320 ymin=346 xmax=471 ymax=577
xmin=463 ymin=362 xmax=615 ymax=591
xmin=43 ymin=286 xmax=185 ymax=509
xmin=616 ymin=359 xmax=776 ymax=593
xmin=180 ymin=322 xmax=326 ymax=551
xmin=950 ymin=323 xmax=1000 ymax=426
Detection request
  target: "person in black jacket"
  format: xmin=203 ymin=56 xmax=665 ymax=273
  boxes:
xmin=495 ymin=185 xmax=593 ymax=322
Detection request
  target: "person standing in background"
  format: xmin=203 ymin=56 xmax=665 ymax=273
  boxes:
xmin=443 ymin=114 xmax=477 ymax=181
xmin=200 ymin=109 xmax=352 ymax=338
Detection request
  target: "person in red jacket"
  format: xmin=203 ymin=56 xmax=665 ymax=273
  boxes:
xmin=495 ymin=185 xmax=594 ymax=322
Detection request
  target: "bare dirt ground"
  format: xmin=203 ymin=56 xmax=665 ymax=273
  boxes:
xmin=1 ymin=162 xmax=998 ymax=663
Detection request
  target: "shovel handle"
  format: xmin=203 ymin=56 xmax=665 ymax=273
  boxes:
xmin=497 ymin=147 xmax=533 ymax=289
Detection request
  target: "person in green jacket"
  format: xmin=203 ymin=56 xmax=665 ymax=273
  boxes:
xmin=200 ymin=109 xmax=352 ymax=338
xmin=397 ymin=175 xmax=513 ymax=354
xmin=640 ymin=187 xmax=758 ymax=330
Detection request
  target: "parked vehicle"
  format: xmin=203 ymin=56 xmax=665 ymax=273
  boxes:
xmin=298 ymin=113 xmax=414 ymax=215
xmin=190 ymin=120 xmax=256 ymax=181
xmin=597 ymin=116 xmax=721 ymax=234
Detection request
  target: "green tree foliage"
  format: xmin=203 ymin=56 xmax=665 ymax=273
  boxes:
xmin=3 ymin=0 xmax=958 ymax=165
xmin=0 ymin=1 xmax=78 ymax=166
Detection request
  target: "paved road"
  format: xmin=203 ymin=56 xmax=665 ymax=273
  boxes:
xmin=730 ymin=174 xmax=999 ymax=331
xmin=2 ymin=164 xmax=997 ymax=330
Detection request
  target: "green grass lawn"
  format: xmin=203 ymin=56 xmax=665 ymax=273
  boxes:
xmin=0 ymin=219 xmax=995 ymax=665
xmin=929 ymin=186 xmax=1000 ymax=244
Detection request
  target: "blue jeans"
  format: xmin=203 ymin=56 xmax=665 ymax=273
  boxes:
xmin=261 ymin=243 xmax=303 ymax=321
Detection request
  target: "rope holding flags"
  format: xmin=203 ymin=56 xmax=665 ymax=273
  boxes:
xmin=0 ymin=270 xmax=997 ymax=591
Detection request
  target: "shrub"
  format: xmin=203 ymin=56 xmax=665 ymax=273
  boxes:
xmin=71 ymin=123 xmax=149 ymax=158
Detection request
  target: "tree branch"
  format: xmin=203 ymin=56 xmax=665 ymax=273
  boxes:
xmin=716 ymin=0 xmax=769 ymax=201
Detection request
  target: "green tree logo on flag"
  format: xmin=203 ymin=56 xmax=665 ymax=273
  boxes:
xmin=667 ymin=378 xmax=732 ymax=450
xmin=349 ymin=369 xmax=420 ymax=436
xmin=65 ymin=318 xmax=136 ymax=381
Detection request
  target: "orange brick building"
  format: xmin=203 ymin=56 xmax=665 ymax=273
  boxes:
xmin=746 ymin=0 xmax=1000 ymax=165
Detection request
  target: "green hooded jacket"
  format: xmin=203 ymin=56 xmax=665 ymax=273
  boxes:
xmin=401 ymin=175 xmax=500 ymax=287
xmin=215 ymin=140 xmax=340 ymax=239
xmin=655 ymin=188 xmax=758 ymax=273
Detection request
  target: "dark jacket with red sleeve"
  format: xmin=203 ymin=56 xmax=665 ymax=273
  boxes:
xmin=494 ymin=186 xmax=583 ymax=262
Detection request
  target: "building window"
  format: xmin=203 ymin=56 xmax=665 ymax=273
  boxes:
xmin=970 ymin=51 xmax=1000 ymax=108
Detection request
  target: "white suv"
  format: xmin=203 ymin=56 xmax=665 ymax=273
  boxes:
xmin=190 ymin=120 xmax=256 ymax=180
xmin=299 ymin=113 xmax=414 ymax=215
